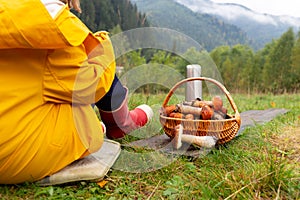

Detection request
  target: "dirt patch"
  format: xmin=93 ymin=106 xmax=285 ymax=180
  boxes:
xmin=269 ymin=121 xmax=300 ymax=175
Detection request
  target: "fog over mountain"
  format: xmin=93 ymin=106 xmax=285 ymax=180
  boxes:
xmin=131 ymin=0 xmax=250 ymax=51
xmin=174 ymin=0 xmax=300 ymax=49
xmin=175 ymin=0 xmax=300 ymax=26
xmin=131 ymin=0 xmax=300 ymax=50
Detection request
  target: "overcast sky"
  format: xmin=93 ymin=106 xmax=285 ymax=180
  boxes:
xmin=211 ymin=0 xmax=300 ymax=17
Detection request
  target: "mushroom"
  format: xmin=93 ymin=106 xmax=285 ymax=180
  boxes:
xmin=201 ymin=105 xmax=214 ymax=120
xmin=173 ymin=124 xmax=218 ymax=149
xmin=212 ymin=95 xmax=223 ymax=111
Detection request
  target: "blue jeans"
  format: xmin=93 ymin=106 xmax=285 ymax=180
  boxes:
xmin=95 ymin=74 xmax=126 ymax=111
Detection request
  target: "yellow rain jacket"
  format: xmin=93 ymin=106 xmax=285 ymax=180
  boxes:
xmin=0 ymin=0 xmax=115 ymax=184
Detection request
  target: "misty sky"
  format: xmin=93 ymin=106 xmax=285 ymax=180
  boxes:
xmin=211 ymin=0 xmax=300 ymax=17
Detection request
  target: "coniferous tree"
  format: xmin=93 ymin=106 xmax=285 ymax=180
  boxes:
xmin=221 ymin=57 xmax=234 ymax=89
xmin=210 ymin=45 xmax=230 ymax=76
xmin=290 ymin=31 xmax=300 ymax=92
xmin=79 ymin=0 xmax=96 ymax=31
xmin=261 ymin=40 xmax=277 ymax=92
xmin=94 ymin=0 xmax=116 ymax=31
xmin=252 ymin=45 xmax=273 ymax=92
xmin=75 ymin=0 xmax=149 ymax=32
xmin=236 ymin=45 xmax=254 ymax=93
xmin=264 ymin=28 xmax=295 ymax=93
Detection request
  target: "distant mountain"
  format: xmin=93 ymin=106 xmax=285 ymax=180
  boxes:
xmin=131 ymin=0 xmax=250 ymax=51
xmin=174 ymin=0 xmax=300 ymax=50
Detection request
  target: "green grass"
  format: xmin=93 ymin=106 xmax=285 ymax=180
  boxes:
xmin=0 ymin=93 xmax=299 ymax=199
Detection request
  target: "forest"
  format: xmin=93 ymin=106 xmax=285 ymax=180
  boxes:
xmin=76 ymin=0 xmax=299 ymax=94
xmin=115 ymin=28 xmax=299 ymax=94
xmin=75 ymin=0 xmax=149 ymax=32
xmin=210 ymin=28 xmax=300 ymax=94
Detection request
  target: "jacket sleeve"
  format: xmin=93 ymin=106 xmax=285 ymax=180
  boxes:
xmin=43 ymin=32 xmax=116 ymax=104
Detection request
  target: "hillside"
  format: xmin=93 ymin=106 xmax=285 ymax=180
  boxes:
xmin=131 ymin=0 xmax=249 ymax=51
xmin=175 ymin=0 xmax=300 ymax=50
xmin=75 ymin=0 xmax=149 ymax=32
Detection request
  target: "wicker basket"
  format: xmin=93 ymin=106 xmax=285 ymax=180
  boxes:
xmin=159 ymin=77 xmax=241 ymax=144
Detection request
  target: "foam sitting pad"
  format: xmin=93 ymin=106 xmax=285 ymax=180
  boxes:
xmin=36 ymin=139 xmax=121 ymax=186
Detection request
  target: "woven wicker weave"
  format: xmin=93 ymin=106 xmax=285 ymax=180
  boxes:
xmin=159 ymin=77 xmax=241 ymax=144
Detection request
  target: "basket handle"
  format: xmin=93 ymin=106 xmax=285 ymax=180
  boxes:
xmin=162 ymin=77 xmax=240 ymax=118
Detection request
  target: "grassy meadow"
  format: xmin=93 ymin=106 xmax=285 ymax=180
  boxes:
xmin=0 ymin=93 xmax=299 ymax=199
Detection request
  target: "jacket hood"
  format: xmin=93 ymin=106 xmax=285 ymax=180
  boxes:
xmin=0 ymin=0 xmax=89 ymax=49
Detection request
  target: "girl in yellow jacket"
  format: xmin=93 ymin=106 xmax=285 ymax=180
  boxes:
xmin=0 ymin=0 xmax=153 ymax=184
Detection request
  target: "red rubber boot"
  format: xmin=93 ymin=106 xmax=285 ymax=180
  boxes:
xmin=99 ymin=91 xmax=153 ymax=139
